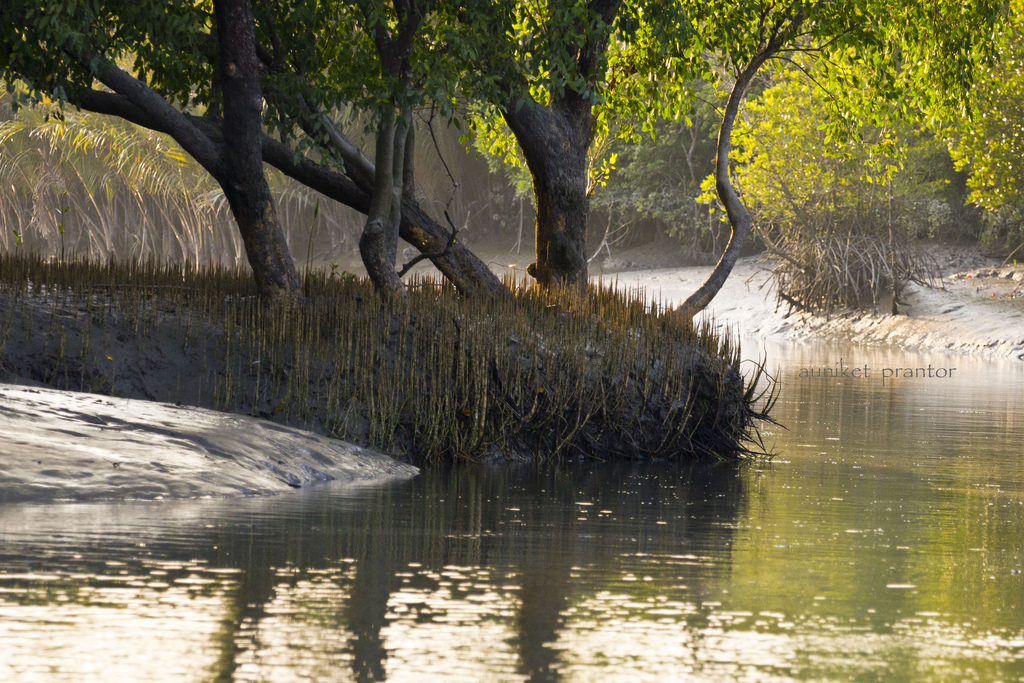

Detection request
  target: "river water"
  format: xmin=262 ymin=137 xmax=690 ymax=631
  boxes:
xmin=1 ymin=339 xmax=1022 ymax=681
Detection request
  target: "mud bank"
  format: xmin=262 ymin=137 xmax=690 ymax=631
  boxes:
xmin=0 ymin=384 xmax=417 ymax=503
xmin=605 ymin=245 xmax=1024 ymax=361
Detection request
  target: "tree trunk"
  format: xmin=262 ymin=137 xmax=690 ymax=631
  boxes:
xmin=214 ymin=0 xmax=301 ymax=301
xmin=505 ymin=101 xmax=593 ymax=294
xmin=677 ymin=57 xmax=766 ymax=319
xmin=530 ymin=147 xmax=590 ymax=293
xmin=261 ymin=128 xmax=505 ymax=296
xmin=677 ymin=6 xmax=808 ymax=319
xmin=77 ymin=63 xmax=506 ymax=299
xmin=355 ymin=2 xmax=422 ymax=298
xmin=498 ymin=1 xmax=619 ymax=296
xmin=359 ymin=107 xmax=410 ymax=297
xmin=246 ymin=118 xmax=506 ymax=296
xmin=246 ymin=116 xmax=506 ymax=296
xmin=79 ymin=43 xmax=301 ymax=301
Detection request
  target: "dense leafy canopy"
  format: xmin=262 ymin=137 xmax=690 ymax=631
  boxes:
xmin=947 ymin=0 xmax=1024 ymax=254
xmin=1 ymin=3 xmax=211 ymax=110
xmin=2 ymin=0 xmax=1005 ymax=203
xmin=0 ymin=0 xmax=1014 ymax=298
xmin=476 ymin=0 xmax=1005 ymax=190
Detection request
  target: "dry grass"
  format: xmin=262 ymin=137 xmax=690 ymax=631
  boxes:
xmin=0 ymin=253 xmax=775 ymax=463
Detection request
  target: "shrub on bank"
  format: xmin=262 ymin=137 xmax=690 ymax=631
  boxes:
xmin=0 ymin=254 xmax=774 ymax=462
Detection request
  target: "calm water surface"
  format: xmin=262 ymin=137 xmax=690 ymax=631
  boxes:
xmin=1 ymin=340 xmax=1023 ymax=681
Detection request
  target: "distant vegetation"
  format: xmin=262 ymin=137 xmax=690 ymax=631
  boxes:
xmin=0 ymin=90 xmax=494 ymax=268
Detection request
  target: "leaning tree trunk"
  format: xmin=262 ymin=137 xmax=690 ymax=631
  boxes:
xmin=215 ymin=0 xmax=301 ymax=300
xmin=505 ymin=99 xmax=593 ymax=295
xmin=676 ymin=0 xmax=813 ymax=318
xmin=251 ymin=125 xmax=506 ymax=297
xmin=263 ymin=64 xmax=506 ymax=297
xmin=677 ymin=56 xmax=768 ymax=319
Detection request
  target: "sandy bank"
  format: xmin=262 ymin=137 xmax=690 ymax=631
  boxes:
xmin=600 ymin=244 xmax=1024 ymax=361
xmin=0 ymin=384 xmax=417 ymax=503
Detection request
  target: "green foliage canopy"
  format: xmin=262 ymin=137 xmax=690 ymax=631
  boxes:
xmin=732 ymin=66 xmax=970 ymax=242
xmin=473 ymin=0 xmax=1007 ymax=207
xmin=947 ymin=0 xmax=1024 ymax=254
xmin=2 ymin=1 xmax=1004 ymax=197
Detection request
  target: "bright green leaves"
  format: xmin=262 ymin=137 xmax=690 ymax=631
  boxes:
xmin=473 ymin=0 xmax=1006 ymax=214
xmin=732 ymin=63 xmax=972 ymax=244
xmin=946 ymin=4 xmax=1024 ymax=252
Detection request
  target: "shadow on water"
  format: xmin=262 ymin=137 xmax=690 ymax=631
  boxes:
xmin=0 ymin=461 xmax=743 ymax=682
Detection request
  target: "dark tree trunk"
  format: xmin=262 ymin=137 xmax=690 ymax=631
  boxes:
xmin=501 ymin=0 xmax=620 ymax=295
xmin=242 ymin=15 xmax=509 ymax=298
xmin=213 ymin=0 xmax=301 ymax=300
xmin=504 ymin=100 xmax=593 ymax=294
xmin=79 ymin=1 xmax=301 ymax=300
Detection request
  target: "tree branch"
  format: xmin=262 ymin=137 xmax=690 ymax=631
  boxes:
xmin=76 ymin=52 xmax=224 ymax=176
xmin=397 ymin=221 xmax=458 ymax=277
xmin=69 ymin=93 xmax=504 ymax=297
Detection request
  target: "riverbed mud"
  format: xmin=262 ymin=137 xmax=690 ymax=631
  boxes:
xmin=602 ymin=242 xmax=1024 ymax=360
xmin=0 ymin=384 xmax=417 ymax=503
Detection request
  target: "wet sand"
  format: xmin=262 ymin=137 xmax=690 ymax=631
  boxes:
xmin=606 ymin=247 xmax=1024 ymax=361
xmin=0 ymin=384 xmax=417 ymax=503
